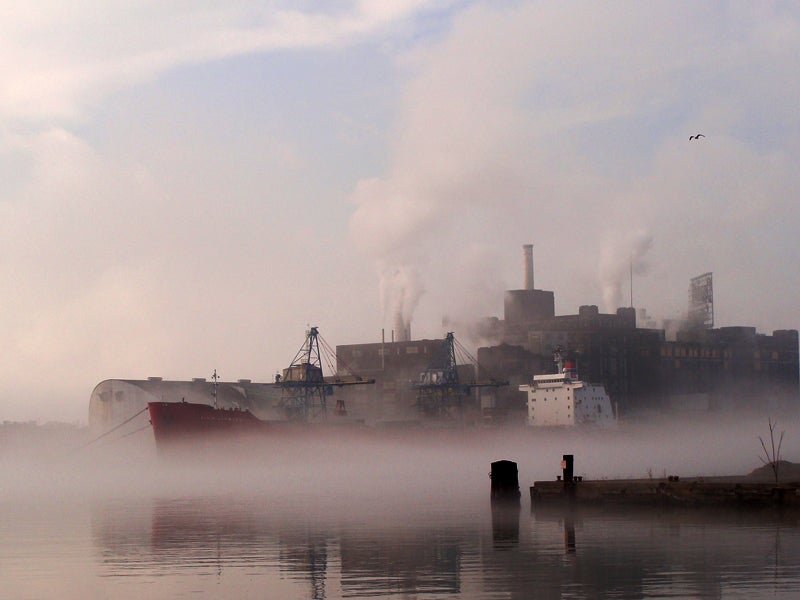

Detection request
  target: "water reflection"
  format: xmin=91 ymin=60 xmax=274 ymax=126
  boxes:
xmin=528 ymin=505 xmax=800 ymax=599
xmin=88 ymin=496 xmax=800 ymax=599
xmin=91 ymin=496 xmax=472 ymax=598
xmin=491 ymin=502 xmax=521 ymax=548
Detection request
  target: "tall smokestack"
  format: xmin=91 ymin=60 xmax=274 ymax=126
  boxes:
xmin=523 ymin=244 xmax=534 ymax=290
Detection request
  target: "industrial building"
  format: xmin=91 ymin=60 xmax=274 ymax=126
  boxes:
xmin=475 ymin=248 xmax=799 ymax=420
xmin=336 ymin=246 xmax=799 ymax=423
xmin=88 ymin=245 xmax=799 ymax=433
xmin=334 ymin=335 xmax=488 ymax=424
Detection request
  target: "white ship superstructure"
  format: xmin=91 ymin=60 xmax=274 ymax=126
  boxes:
xmin=519 ymin=353 xmax=616 ymax=428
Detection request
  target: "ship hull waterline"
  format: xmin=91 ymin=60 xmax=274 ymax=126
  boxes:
xmin=146 ymin=401 xmax=382 ymax=454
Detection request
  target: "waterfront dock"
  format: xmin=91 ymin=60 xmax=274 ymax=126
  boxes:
xmin=530 ymin=455 xmax=800 ymax=509
xmin=530 ymin=477 xmax=800 ymax=508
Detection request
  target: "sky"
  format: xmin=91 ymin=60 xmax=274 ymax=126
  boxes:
xmin=2 ymin=1 xmax=799 ymax=423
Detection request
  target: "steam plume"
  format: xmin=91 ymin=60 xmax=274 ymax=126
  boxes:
xmin=381 ymin=264 xmax=423 ymax=341
xmin=598 ymin=229 xmax=653 ymax=311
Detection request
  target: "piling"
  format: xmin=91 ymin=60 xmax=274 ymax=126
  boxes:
xmin=561 ymin=454 xmax=574 ymax=482
xmin=562 ymin=454 xmax=576 ymax=504
xmin=490 ymin=460 xmax=521 ymax=505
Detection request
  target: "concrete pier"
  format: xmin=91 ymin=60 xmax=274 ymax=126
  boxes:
xmin=531 ymin=477 xmax=800 ymax=509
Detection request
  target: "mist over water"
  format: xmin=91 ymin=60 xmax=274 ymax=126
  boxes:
xmin=3 ymin=412 xmax=800 ymax=598
xmin=4 ymin=411 xmax=799 ymax=504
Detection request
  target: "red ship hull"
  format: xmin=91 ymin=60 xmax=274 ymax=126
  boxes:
xmin=147 ymin=401 xmax=276 ymax=450
xmin=146 ymin=401 xmax=479 ymax=456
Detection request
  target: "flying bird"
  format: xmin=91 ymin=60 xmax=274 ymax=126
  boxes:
xmin=689 ymin=133 xmax=705 ymax=140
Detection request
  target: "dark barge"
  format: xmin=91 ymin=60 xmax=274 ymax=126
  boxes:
xmin=530 ymin=456 xmax=800 ymax=509
xmin=531 ymin=477 xmax=800 ymax=509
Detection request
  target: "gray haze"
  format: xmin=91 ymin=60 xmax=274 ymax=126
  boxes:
xmin=5 ymin=415 xmax=799 ymax=506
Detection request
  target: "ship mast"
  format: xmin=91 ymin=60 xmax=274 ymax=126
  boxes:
xmin=211 ymin=368 xmax=219 ymax=408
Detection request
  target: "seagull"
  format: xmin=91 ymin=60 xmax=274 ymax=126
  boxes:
xmin=689 ymin=133 xmax=705 ymax=140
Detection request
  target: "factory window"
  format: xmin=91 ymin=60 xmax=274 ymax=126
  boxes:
xmin=406 ymin=347 xmax=419 ymax=354
xmin=772 ymin=351 xmax=779 ymax=360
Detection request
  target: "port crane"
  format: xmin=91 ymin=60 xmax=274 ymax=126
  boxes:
xmin=413 ymin=332 xmax=508 ymax=418
xmin=277 ymin=326 xmax=374 ymax=420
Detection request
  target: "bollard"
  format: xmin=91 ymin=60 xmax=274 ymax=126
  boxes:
xmin=561 ymin=454 xmax=574 ymax=483
xmin=561 ymin=454 xmax=576 ymax=504
xmin=490 ymin=460 xmax=521 ymax=505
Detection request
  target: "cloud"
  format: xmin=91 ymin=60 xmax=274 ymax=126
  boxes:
xmin=0 ymin=1 xmax=454 ymax=123
xmin=348 ymin=2 xmax=800 ymax=337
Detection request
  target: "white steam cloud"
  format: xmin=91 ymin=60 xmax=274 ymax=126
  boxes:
xmin=381 ymin=264 xmax=424 ymax=340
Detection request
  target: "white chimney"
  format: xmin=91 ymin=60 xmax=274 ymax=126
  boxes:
xmin=523 ymin=244 xmax=534 ymax=290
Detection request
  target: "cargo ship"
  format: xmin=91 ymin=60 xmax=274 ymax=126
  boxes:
xmin=146 ymin=327 xmax=374 ymax=452
xmin=140 ymin=327 xmax=517 ymax=453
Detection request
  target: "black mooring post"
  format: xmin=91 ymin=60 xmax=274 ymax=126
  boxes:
xmin=490 ymin=460 xmax=521 ymax=505
xmin=562 ymin=454 xmax=574 ymax=483
xmin=562 ymin=454 xmax=576 ymax=503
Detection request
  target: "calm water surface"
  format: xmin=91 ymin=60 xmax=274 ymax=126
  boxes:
xmin=3 ymin=487 xmax=800 ymax=598
xmin=3 ymin=423 xmax=800 ymax=599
